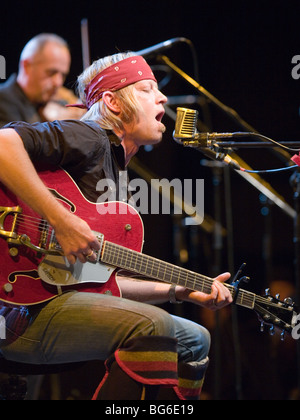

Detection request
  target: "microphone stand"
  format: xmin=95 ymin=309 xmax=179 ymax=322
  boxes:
xmin=210 ymin=141 xmax=300 ymax=149
xmin=188 ymin=137 xmax=300 ymax=397
xmin=212 ymin=162 xmax=226 ymax=400
xmin=160 ymin=56 xmax=300 ymax=398
xmin=159 ymin=55 xmax=292 ymax=164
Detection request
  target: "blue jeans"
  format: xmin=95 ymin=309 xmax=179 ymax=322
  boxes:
xmin=0 ymin=291 xmax=211 ymax=365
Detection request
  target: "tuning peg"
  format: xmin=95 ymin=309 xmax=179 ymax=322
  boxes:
xmin=265 ymin=288 xmax=270 ymax=297
xmin=275 ymin=293 xmax=280 ymax=300
xmin=260 ymin=321 xmax=265 ymax=332
xmin=284 ymin=297 xmax=294 ymax=306
xmin=281 ymin=330 xmax=286 ymax=341
xmin=269 ymin=326 xmax=275 ymax=336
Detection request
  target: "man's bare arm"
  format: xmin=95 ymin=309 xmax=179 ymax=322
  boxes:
xmin=0 ymin=128 xmax=99 ymax=263
xmin=117 ymin=272 xmax=232 ymax=309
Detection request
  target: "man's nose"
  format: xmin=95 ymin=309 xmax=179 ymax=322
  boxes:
xmin=52 ymin=72 xmax=64 ymax=88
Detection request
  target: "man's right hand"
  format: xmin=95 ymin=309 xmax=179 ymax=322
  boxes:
xmin=53 ymin=211 xmax=101 ymax=264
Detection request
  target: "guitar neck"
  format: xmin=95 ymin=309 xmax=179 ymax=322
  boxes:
xmin=101 ymin=241 xmax=256 ymax=310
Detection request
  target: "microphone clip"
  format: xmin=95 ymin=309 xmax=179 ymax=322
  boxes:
xmin=181 ymin=137 xmax=222 ymax=152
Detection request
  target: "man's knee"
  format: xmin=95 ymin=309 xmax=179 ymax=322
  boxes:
xmin=173 ymin=316 xmax=211 ymax=363
xmin=196 ymin=325 xmax=211 ymax=360
xmin=138 ymin=305 xmax=176 ymax=338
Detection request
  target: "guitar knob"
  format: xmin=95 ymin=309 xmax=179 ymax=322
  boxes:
xmin=9 ymin=247 xmax=19 ymax=257
xmin=3 ymin=283 xmax=13 ymax=294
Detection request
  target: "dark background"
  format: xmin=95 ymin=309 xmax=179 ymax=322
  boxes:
xmin=1 ymin=0 xmax=300 ymax=400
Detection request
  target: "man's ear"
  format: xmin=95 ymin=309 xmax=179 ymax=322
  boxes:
xmin=20 ymin=59 xmax=31 ymax=75
xmin=102 ymin=91 xmax=121 ymax=113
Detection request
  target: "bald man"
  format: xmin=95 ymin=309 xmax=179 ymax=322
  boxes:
xmin=0 ymin=33 xmax=77 ymax=126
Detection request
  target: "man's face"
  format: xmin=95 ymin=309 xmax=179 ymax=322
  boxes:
xmin=125 ymin=80 xmax=168 ymax=146
xmin=23 ymin=42 xmax=71 ymax=104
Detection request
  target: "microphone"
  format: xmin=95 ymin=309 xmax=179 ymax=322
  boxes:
xmin=173 ymin=107 xmax=241 ymax=170
xmin=135 ymin=37 xmax=190 ymax=59
xmin=173 ymin=108 xmax=198 ymax=144
xmin=173 ymin=108 xmax=246 ymax=145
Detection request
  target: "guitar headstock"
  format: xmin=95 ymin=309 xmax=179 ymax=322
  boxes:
xmin=254 ymin=288 xmax=299 ymax=339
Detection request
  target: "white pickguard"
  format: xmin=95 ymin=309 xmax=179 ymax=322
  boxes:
xmin=38 ymin=254 xmax=115 ymax=287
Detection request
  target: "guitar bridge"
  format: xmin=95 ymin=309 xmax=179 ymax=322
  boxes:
xmin=18 ymin=234 xmax=62 ymax=256
xmin=0 ymin=205 xmax=22 ymax=241
xmin=0 ymin=205 xmax=62 ymax=256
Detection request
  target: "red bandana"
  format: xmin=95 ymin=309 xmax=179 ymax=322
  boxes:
xmin=69 ymin=56 xmax=157 ymax=110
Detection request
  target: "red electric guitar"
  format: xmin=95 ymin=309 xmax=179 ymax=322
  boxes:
xmin=0 ymin=168 xmax=297 ymax=336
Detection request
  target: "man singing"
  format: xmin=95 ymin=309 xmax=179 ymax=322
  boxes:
xmin=0 ymin=52 xmax=232 ymax=400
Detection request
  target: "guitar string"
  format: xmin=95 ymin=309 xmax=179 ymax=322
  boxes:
xmin=8 ymin=215 xmax=289 ymax=309
xmin=103 ymin=242 xmax=257 ymax=308
xmin=14 ymin=223 xmax=52 ymax=246
xmin=16 ymin=215 xmax=50 ymax=229
xmin=10 ymin=217 xmax=50 ymax=231
xmin=14 ymin=221 xmax=49 ymax=234
xmin=14 ymin=213 xmax=47 ymax=224
xmin=12 ymin=215 xmax=53 ymax=234
xmin=104 ymin=242 xmax=219 ymax=290
xmin=101 ymin=242 xmax=293 ymax=307
xmin=10 ymin=213 xmax=228 ymax=298
xmin=104 ymin=243 xmax=292 ymax=310
xmin=106 ymin=244 xmax=282 ymax=309
xmin=6 ymin=215 xmax=55 ymax=249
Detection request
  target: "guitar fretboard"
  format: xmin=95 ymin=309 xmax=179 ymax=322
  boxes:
xmin=101 ymin=241 xmax=256 ymax=310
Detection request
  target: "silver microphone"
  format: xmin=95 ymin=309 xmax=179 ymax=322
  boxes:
xmin=173 ymin=108 xmax=199 ymax=143
xmin=173 ymin=107 xmax=241 ymax=170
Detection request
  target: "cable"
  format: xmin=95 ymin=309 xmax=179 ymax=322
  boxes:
xmin=240 ymin=165 xmax=298 ymax=174
xmin=254 ymin=133 xmax=300 ymax=153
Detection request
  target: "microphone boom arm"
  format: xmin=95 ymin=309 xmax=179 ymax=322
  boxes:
xmin=165 ymin=105 xmax=296 ymax=219
xmin=159 ymin=55 xmax=292 ymax=163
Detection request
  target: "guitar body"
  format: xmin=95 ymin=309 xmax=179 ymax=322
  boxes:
xmin=0 ymin=168 xmax=144 ymax=306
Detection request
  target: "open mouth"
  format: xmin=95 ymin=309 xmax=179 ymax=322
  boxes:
xmin=155 ymin=111 xmax=165 ymax=122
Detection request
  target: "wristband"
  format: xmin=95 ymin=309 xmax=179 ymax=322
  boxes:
xmin=169 ymin=284 xmax=183 ymax=304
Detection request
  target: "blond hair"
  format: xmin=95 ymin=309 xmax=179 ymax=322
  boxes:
xmin=77 ymin=52 xmax=143 ymax=131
